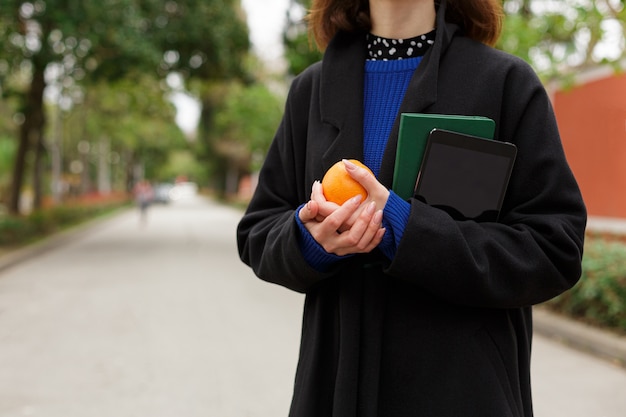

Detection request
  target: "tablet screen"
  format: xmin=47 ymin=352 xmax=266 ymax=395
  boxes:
xmin=415 ymin=129 xmax=517 ymax=222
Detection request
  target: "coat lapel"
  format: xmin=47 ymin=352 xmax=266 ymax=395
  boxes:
xmin=319 ymin=31 xmax=368 ymax=170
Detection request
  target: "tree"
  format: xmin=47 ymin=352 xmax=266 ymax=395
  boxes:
xmin=499 ymin=0 xmax=626 ymax=83
xmin=78 ymin=76 xmax=189 ymax=191
xmin=211 ymin=81 xmax=284 ymax=194
xmin=283 ymin=0 xmax=322 ymax=76
xmin=0 ymin=99 xmax=16 ymax=202
xmin=0 ymin=0 xmax=250 ymax=214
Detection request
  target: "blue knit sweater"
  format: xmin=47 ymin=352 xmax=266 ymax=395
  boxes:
xmin=297 ymin=57 xmax=422 ymax=271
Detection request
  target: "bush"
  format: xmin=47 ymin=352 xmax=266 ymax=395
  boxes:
xmin=0 ymin=196 xmax=130 ymax=249
xmin=545 ymin=236 xmax=626 ymax=334
xmin=0 ymin=216 xmax=35 ymax=246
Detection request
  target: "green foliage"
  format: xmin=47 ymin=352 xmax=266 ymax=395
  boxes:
xmin=158 ymin=150 xmax=206 ymax=182
xmin=283 ymin=0 xmax=322 ymax=76
xmin=152 ymin=0 xmax=251 ymax=82
xmin=213 ymin=81 xmax=284 ymax=171
xmin=284 ymin=31 xmax=323 ymax=76
xmin=499 ymin=0 xmax=626 ymax=82
xmin=0 ymin=216 xmax=35 ymax=246
xmin=78 ymin=76 xmax=189 ymax=184
xmin=0 ymin=0 xmax=250 ymax=83
xmin=0 ymin=0 xmax=251 ymax=214
xmin=546 ymin=237 xmax=626 ymax=333
xmin=0 ymin=136 xmax=15 ymax=179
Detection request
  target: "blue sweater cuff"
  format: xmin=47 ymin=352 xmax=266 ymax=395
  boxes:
xmin=379 ymin=191 xmax=410 ymax=260
xmin=295 ymin=205 xmax=347 ymax=272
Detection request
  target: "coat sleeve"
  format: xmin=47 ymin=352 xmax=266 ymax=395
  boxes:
xmin=386 ymin=59 xmax=587 ymax=309
xmin=236 ymin=66 xmax=336 ymax=293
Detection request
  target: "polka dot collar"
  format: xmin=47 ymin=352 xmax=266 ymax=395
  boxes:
xmin=366 ymin=29 xmax=436 ymax=61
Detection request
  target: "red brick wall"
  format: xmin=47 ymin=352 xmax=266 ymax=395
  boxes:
xmin=554 ymin=73 xmax=626 ymax=218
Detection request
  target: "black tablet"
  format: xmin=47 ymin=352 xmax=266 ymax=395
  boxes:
xmin=414 ymin=129 xmax=517 ymax=222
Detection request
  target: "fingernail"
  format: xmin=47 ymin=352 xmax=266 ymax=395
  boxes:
xmin=350 ymin=194 xmax=362 ymax=205
xmin=306 ymin=201 xmax=312 ymax=211
xmin=342 ymin=159 xmax=357 ymax=171
xmin=367 ymin=201 xmax=376 ymax=214
xmin=373 ymin=210 xmax=383 ymax=224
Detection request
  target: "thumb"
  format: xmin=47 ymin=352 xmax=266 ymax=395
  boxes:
xmin=298 ymin=200 xmax=319 ymax=222
xmin=343 ymin=159 xmax=390 ymax=206
xmin=343 ymin=159 xmax=377 ymax=192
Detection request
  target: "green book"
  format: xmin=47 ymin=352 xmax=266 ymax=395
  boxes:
xmin=392 ymin=113 xmax=496 ymax=199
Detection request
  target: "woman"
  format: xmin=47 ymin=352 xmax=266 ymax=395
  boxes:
xmin=237 ymin=0 xmax=586 ymax=416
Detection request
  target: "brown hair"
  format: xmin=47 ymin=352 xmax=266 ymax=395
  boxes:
xmin=307 ymin=0 xmax=504 ymax=50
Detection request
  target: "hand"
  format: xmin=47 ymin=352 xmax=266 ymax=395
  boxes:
xmin=341 ymin=159 xmax=390 ymax=225
xmin=310 ymin=160 xmax=391 ymax=230
xmin=299 ymin=194 xmax=385 ymax=256
xmin=298 ymin=160 xmax=390 ymax=256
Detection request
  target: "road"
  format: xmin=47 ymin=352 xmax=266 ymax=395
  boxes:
xmin=0 ymin=195 xmax=624 ymax=416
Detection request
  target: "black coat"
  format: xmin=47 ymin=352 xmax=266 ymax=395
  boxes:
xmin=237 ymin=4 xmax=587 ymax=416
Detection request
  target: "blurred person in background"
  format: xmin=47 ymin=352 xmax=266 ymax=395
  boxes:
xmin=133 ymin=179 xmax=153 ymax=225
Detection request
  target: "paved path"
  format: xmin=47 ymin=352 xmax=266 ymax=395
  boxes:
xmin=0 ymin=195 xmax=624 ymax=416
xmin=532 ymin=336 xmax=626 ymax=417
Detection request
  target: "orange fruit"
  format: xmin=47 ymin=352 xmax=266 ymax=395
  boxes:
xmin=321 ymin=159 xmax=373 ymax=205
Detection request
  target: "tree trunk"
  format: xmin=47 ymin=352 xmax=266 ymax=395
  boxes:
xmin=520 ymin=0 xmax=532 ymax=18
xmin=33 ymin=133 xmax=45 ymax=210
xmin=50 ymin=107 xmax=64 ymax=204
xmin=9 ymin=121 xmax=30 ymax=215
xmin=8 ymin=62 xmax=46 ymax=215
xmin=97 ymin=137 xmax=111 ymax=194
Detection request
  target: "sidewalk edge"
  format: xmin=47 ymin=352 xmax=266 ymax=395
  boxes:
xmin=0 ymin=208 xmax=130 ymax=274
xmin=533 ymin=306 xmax=626 ymax=368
